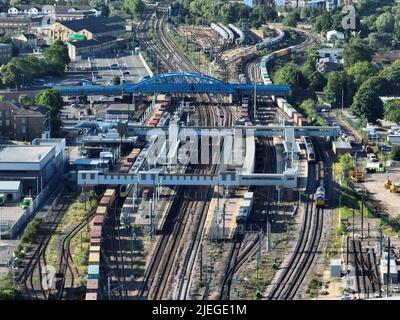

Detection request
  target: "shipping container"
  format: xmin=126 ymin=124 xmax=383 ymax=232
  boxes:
xmin=88 ymin=252 xmax=100 ymax=265
xmin=85 ymin=292 xmax=98 ymax=300
xmin=92 ymin=215 xmax=104 ymax=226
xmin=88 ymin=265 xmax=99 ymax=279
xmin=104 ymin=189 xmax=116 ymax=202
xmin=155 ymin=111 xmax=163 ymax=118
xmin=86 ymin=279 xmax=99 ymax=290
xmin=148 ymin=119 xmax=158 ymax=126
xmin=99 ymin=196 xmax=111 ymax=208
xmin=89 ymin=245 xmax=101 ymax=253
xmin=90 ymin=237 xmax=101 ymax=246
xmin=96 ymin=206 xmax=107 ymax=216
xmin=90 ymin=225 xmax=102 ymax=239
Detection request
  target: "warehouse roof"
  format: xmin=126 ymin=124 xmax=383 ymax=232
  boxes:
xmin=0 ymin=181 xmax=21 ymax=191
xmin=0 ymin=146 xmax=53 ymax=163
xmin=60 ymin=16 xmax=124 ymax=33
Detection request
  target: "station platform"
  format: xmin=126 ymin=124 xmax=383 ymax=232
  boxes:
xmin=204 ymin=187 xmax=247 ymax=240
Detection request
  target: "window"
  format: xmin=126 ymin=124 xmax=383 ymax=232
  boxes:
xmin=81 ymin=173 xmax=86 ymax=179
xmin=90 ymin=173 xmax=95 ymax=180
xmin=5 ymin=120 xmax=9 ymax=126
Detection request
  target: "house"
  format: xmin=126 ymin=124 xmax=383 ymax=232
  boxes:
xmin=326 ymin=30 xmax=345 ymax=42
xmin=0 ymin=15 xmax=43 ymax=33
xmin=0 ymin=102 xmax=20 ymax=140
xmin=0 ymin=43 xmax=13 ymax=64
xmin=7 ymin=5 xmax=101 ymax=20
xmin=48 ymin=16 xmax=125 ymax=43
xmin=316 ymin=57 xmax=342 ymax=72
xmin=12 ymin=33 xmax=37 ymax=51
xmin=318 ymin=47 xmax=344 ymax=59
xmin=14 ymin=106 xmax=50 ymax=142
xmin=0 ymin=102 xmax=50 ymax=142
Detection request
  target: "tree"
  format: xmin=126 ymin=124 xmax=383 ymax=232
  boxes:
xmin=391 ymin=145 xmax=400 ymax=161
xmin=44 ymin=40 xmax=70 ymax=76
xmin=112 ymin=76 xmax=121 ymax=85
xmin=343 ymin=38 xmax=373 ymax=68
xmin=313 ymin=11 xmax=332 ymax=33
xmin=384 ymin=100 xmax=400 ymax=124
xmin=124 ymin=0 xmax=145 ymax=18
xmin=346 ymin=61 xmax=378 ymax=87
xmin=350 ymin=77 xmax=386 ymax=123
xmin=273 ymin=63 xmax=305 ymax=88
xmin=283 ymin=12 xmax=299 ymax=27
xmin=323 ymin=71 xmax=354 ymax=108
xmin=368 ymin=32 xmax=392 ymax=49
xmin=375 ymin=12 xmax=395 ymax=33
xmin=380 ymin=60 xmax=400 ymax=94
xmin=35 ymin=89 xmax=64 ymax=135
xmin=18 ymin=94 xmax=31 ymax=106
xmin=308 ymin=71 xmax=327 ymax=91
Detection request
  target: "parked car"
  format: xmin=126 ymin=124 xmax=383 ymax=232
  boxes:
xmin=369 ymin=154 xmax=378 ymax=162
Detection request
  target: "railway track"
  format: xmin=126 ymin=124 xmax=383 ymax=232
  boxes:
xmin=17 ymin=195 xmax=70 ymax=300
xmin=348 ymin=239 xmax=381 ymax=299
xmin=52 ymin=210 xmax=96 ymax=300
xmin=268 ymin=139 xmax=326 ymax=300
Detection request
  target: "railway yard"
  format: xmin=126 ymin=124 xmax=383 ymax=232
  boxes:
xmin=2 ymin=2 xmax=400 ymax=305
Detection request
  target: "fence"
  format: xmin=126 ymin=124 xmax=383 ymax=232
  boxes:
xmin=138 ymin=52 xmax=154 ymax=78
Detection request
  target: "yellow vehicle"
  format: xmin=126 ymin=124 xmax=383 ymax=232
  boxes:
xmin=350 ymin=170 xmax=365 ymax=182
xmin=390 ymin=184 xmax=400 ymax=193
xmin=384 ymin=178 xmax=393 ymax=189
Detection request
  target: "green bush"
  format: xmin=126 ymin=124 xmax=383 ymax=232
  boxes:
xmin=0 ymin=276 xmax=22 ymax=300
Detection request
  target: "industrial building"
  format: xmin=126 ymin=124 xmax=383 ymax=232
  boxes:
xmin=0 ymin=181 xmax=22 ymax=203
xmin=48 ymin=16 xmax=125 ymax=43
xmin=0 ymin=141 xmax=65 ymax=195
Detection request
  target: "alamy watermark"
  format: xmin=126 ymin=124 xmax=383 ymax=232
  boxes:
xmin=144 ymin=126 xmax=256 ymax=167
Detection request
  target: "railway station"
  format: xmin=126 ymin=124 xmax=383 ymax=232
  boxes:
xmin=4 ymin=0 xmax=400 ymax=304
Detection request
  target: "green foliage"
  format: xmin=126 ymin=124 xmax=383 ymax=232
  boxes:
xmin=35 ymin=89 xmax=64 ymax=135
xmin=391 ymin=145 xmax=400 ymax=161
xmin=384 ymin=100 xmax=400 ymax=125
xmin=0 ymin=41 xmax=69 ymax=87
xmin=283 ymin=11 xmax=299 ymax=27
xmin=379 ymin=60 xmax=400 ymax=94
xmin=180 ymin=0 xmax=277 ymax=28
xmin=313 ymin=11 xmax=332 ymax=33
xmin=323 ymin=71 xmax=354 ymax=108
xmin=346 ymin=61 xmax=378 ymax=87
xmin=0 ymin=276 xmax=22 ymax=300
xmin=343 ymin=38 xmax=373 ymax=69
xmin=43 ymin=40 xmax=70 ymax=76
xmin=299 ymin=99 xmax=327 ymax=126
xmin=20 ymin=217 xmax=43 ymax=245
xmin=273 ymin=63 xmax=305 ymax=88
xmin=124 ymin=0 xmax=145 ymax=18
xmin=18 ymin=94 xmax=31 ymax=106
xmin=375 ymin=12 xmax=395 ymax=33
xmin=308 ymin=71 xmax=327 ymax=91
xmin=350 ymin=76 xmax=385 ymax=123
